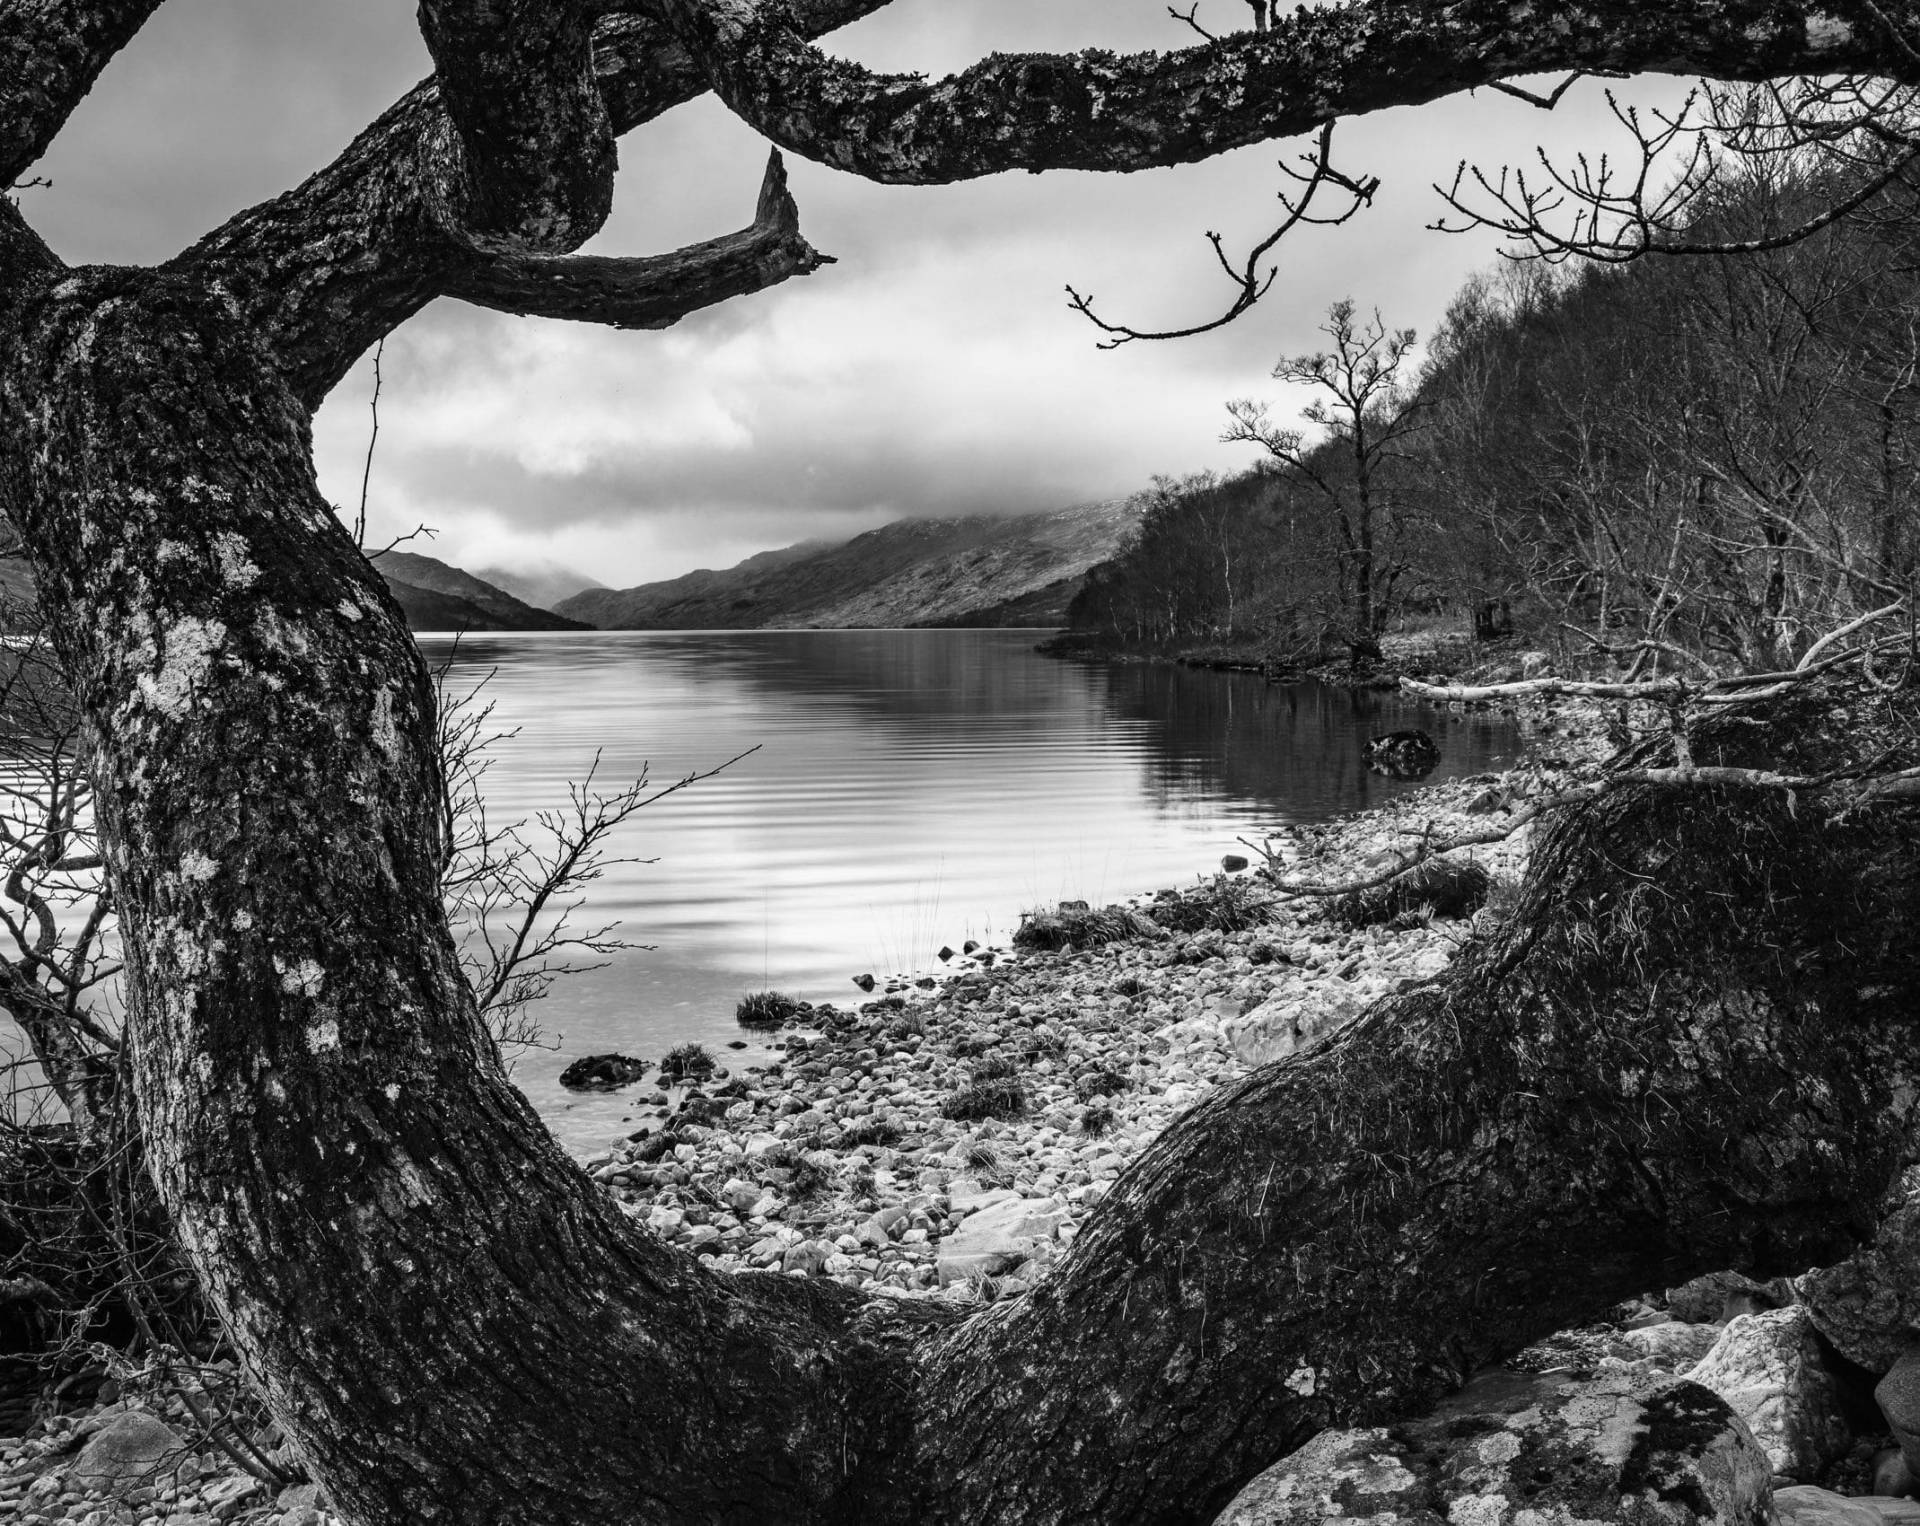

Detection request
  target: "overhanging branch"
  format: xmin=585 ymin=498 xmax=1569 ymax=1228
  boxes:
xmin=647 ymin=0 xmax=1920 ymax=187
xmin=445 ymin=150 xmax=833 ymax=328
xmin=0 ymin=0 xmax=167 ymax=187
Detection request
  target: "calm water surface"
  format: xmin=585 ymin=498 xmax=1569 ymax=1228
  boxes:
xmin=423 ymin=630 xmax=1520 ymax=1152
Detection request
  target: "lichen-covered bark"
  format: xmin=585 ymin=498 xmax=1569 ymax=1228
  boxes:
xmin=653 ymin=0 xmax=1920 ymax=184
xmin=416 ymin=0 xmax=613 ymax=251
xmin=0 ymin=0 xmax=165 ymax=185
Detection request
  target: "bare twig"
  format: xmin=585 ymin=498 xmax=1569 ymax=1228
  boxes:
xmin=353 ymin=338 xmax=384 ymax=551
xmin=1066 ymin=123 xmax=1377 ymax=347
xmin=1168 ymin=4 xmax=1215 ymax=43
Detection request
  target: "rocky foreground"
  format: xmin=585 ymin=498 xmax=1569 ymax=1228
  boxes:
xmin=9 ymin=693 xmax=1917 ymax=1524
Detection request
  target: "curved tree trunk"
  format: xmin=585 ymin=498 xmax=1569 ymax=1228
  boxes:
xmin=900 ymin=714 xmax=1920 ymax=1523
xmin=8 ymin=4 xmax=1920 ymax=1522
xmin=4 ymin=247 xmax=1918 ymax=1526
xmin=0 ymin=265 xmax=936 ymax=1525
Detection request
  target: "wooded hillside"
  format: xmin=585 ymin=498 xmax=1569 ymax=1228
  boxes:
xmin=1067 ymin=153 xmax=1920 ymax=675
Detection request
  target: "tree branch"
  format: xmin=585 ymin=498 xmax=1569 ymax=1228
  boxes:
xmin=1065 ymin=122 xmax=1378 ymax=347
xmin=0 ymin=0 xmax=167 ymax=187
xmin=165 ymin=3 xmax=885 ymax=409
xmin=647 ymin=0 xmax=1920 ymax=187
xmin=446 ymin=150 xmax=833 ymax=327
xmin=414 ymin=0 xmax=614 ymax=252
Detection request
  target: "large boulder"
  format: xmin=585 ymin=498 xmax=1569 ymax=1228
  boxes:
xmin=1801 ymin=1170 xmax=1920 ymax=1374
xmin=1223 ymin=988 xmax=1366 ymax=1068
xmin=68 ymin=1410 xmax=187 ymax=1493
xmin=1684 ymin=1306 xmax=1852 ymax=1481
xmin=1669 ymin=1272 xmax=1790 ymax=1327
xmin=1873 ymin=1351 xmax=1920 ymax=1485
xmin=1212 ymin=1369 xmax=1771 ymax=1525
xmin=1774 ymin=1487 xmax=1920 ymax=1524
xmin=935 ymin=1195 xmax=1069 ymax=1286
xmin=558 ymin=1052 xmax=649 ymax=1090
xmin=1619 ymin=1322 xmax=1726 ymax=1373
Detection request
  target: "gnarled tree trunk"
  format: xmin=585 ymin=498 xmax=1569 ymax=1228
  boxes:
xmin=6 ymin=3 xmax=1920 ymax=1524
xmin=5 ymin=249 xmax=1917 ymax=1525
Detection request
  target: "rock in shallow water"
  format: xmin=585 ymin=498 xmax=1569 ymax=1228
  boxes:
xmin=1212 ymin=1369 xmax=1771 ymax=1525
xmin=1362 ymin=728 xmax=1442 ymax=781
xmin=558 ymin=1052 xmax=649 ymax=1090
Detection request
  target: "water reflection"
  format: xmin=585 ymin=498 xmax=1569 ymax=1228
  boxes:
xmin=1097 ymin=662 xmax=1508 ymax=814
xmin=418 ymin=631 xmax=1520 ymax=1152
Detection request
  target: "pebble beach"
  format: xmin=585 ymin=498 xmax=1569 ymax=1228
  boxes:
xmin=579 ymin=761 xmax=1542 ymax=1303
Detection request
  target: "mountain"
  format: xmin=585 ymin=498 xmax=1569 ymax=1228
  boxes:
xmin=471 ymin=562 xmax=606 ymax=612
xmin=555 ymin=502 xmax=1137 ymax=630
xmin=372 ymin=550 xmax=590 ymax=632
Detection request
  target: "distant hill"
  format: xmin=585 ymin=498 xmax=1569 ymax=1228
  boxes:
xmin=556 ymin=502 xmax=1137 ymax=630
xmin=372 ymin=550 xmax=590 ymax=632
xmin=471 ymin=562 xmax=605 ymax=612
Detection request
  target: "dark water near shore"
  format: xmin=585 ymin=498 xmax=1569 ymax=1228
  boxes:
xmin=417 ymin=630 xmax=1521 ymax=1152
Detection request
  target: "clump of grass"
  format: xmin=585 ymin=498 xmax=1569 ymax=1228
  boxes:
xmin=964 ymin=1138 xmax=1017 ymax=1187
xmin=1018 ymin=1030 xmax=1069 ymax=1064
xmin=1074 ymin=1068 xmax=1130 ymax=1102
xmin=1080 ymin=1103 xmax=1117 ymax=1138
xmin=1476 ymin=872 xmax=1525 ymax=928
xmin=1152 ymin=876 xmax=1275 ymax=935
xmin=941 ymin=1078 xmax=1026 ymax=1122
xmin=676 ymin=1093 xmax=722 ymax=1126
xmin=886 ymin=1011 xmax=928 ymax=1041
xmin=659 ymin=1043 xmax=716 ymax=1083
xmin=972 ymin=1056 xmax=1020 ymax=1083
xmin=1014 ymin=902 xmax=1165 ymax=953
xmin=1332 ymin=858 xmax=1491 ymax=929
xmin=838 ymin=1119 xmax=903 ymax=1149
xmin=736 ymin=990 xmax=800 ymax=1029
xmin=785 ymin=1154 xmax=832 ymax=1199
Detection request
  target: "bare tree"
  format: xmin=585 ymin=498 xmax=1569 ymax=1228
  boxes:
xmin=0 ymin=626 xmax=116 ymax=1140
xmin=1225 ymin=300 xmax=1427 ymax=662
xmin=3 ymin=5 xmax=1920 ymax=1525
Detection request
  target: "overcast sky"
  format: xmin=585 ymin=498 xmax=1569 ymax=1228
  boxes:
xmin=27 ymin=1 xmax=1682 ymax=590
